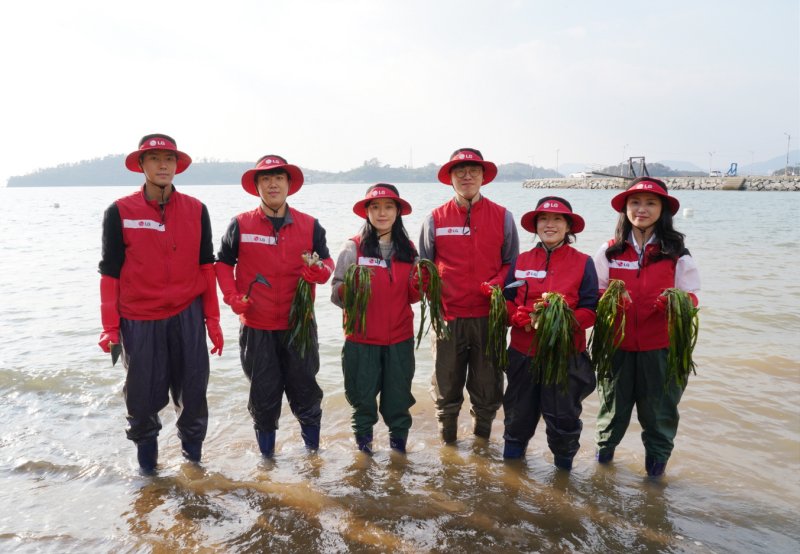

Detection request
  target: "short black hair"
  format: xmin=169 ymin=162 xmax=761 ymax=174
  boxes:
xmin=255 ymin=168 xmax=289 ymax=181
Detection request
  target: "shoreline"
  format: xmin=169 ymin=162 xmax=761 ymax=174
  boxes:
xmin=522 ymin=175 xmax=800 ymax=191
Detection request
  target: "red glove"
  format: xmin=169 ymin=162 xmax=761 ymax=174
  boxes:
xmin=411 ymin=264 xmax=431 ymax=293
xmin=226 ymin=294 xmax=250 ymax=315
xmin=656 ymin=291 xmax=698 ymax=312
xmin=573 ymin=307 xmax=596 ymax=330
xmin=215 ymin=262 xmax=251 ymax=315
xmin=99 ymin=275 xmax=120 ymax=353
xmin=511 ymin=305 xmax=534 ymax=329
xmin=479 ymin=282 xmax=497 ymax=297
xmin=302 ymin=257 xmax=334 ymax=284
xmin=654 ymin=294 xmax=668 ymax=313
xmin=206 ymin=318 xmax=224 ymax=355
xmin=201 ymin=264 xmax=223 ymax=355
xmin=621 ymin=293 xmax=633 ymax=311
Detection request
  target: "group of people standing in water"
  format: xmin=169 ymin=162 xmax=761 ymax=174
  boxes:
xmin=98 ymin=134 xmax=700 ymax=478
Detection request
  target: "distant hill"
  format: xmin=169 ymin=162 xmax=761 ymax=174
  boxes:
xmin=740 ymin=149 xmax=799 ymax=175
xmin=594 ymin=162 xmax=705 ymax=177
xmin=6 ymin=155 xmax=560 ymax=187
xmin=657 ymin=160 xmax=706 ymax=173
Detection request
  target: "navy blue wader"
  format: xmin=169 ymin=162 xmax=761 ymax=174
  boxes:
xmin=503 ymin=348 xmax=596 ymax=466
xmin=239 ymin=324 xmax=323 ymax=441
xmin=120 ymin=297 xmax=210 ymax=450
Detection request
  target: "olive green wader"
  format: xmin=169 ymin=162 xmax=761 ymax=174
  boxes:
xmin=430 ymin=317 xmax=504 ymax=442
xmin=342 ymin=338 xmax=416 ymax=441
xmin=596 ymin=348 xmax=685 ymax=463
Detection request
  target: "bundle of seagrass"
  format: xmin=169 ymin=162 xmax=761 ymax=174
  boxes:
xmin=486 ymin=286 xmax=509 ymax=369
xmin=589 ymin=279 xmax=629 ymax=380
xmin=288 ymin=251 xmax=321 ymax=358
xmin=343 ymin=264 xmax=373 ymax=336
xmin=662 ymin=288 xmax=699 ymax=388
xmin=414 ymin=259 xmax=450 ymax=348
xmin=530 ymin=292 xmax=577 ymax=389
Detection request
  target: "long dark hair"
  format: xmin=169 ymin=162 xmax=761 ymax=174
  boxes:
xmin=606 ymin=185 xmax=686 ymax=262
xmin=358 ymin=184 xmax=417 ymax=263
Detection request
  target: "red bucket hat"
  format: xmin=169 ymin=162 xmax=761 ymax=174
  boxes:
xmin=125 ymin=134 xmax=192 ymax=174
xmin=241 ymin=155 xmax=304 ymax=197
xmin=521 ymin=196 xmax=586 ymax=234
xmin=611 ymin=177 xmax=680 ymax=215
xmin=352 ymin=184 xmax=412 ymax=219
xmin=437 ymin=148 xmax=498 ymax=186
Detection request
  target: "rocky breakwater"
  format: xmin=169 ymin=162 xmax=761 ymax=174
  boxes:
xmin=522 ymin=176 xmax=800 ymax=191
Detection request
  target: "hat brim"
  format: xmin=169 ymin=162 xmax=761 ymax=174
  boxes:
xmin=353 ymin=197 xmax=412 ymax=219
xmin=125 ymin=150 xmax=192 ymax=174
xmin=241 ymin=164 xmax=304 ymax=196
xmin=611 ymin=188 xmax=680 ymax=215
xmin=521 ymin=209 xmax=585 ymax=234
xmin=437 ymin=160 xmax=498 ymax=185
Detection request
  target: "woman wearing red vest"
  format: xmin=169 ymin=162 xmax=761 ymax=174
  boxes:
xmin=594 ymin=177 xmax=700 ymax=477
xmin=215 ymin=155 xmax=334 ymax=458
xmin=501 ymin=197 xmax=598 ymax=470
xmin=330 ymin=184 xmax=424 ymax=455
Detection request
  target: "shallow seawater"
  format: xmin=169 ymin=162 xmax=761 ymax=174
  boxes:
xmin=0 ymin=184 xmax=798 ymax=552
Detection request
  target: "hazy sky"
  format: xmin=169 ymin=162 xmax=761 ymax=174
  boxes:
xmin=0 ymin=0 xmax=797 ymax=183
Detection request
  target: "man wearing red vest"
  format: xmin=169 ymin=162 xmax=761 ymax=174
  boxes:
xmin=98 ymin=133 xmax=223 ymax=474
xmin=215 ymin=155 xmax=334 ymax=458
xmin=419 ymin=148 xmax=519 ymax=443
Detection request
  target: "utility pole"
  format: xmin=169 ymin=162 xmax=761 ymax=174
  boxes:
xmin=708 ymin=151 xmax=715 ymax=175
xmin=785 ymin=133 xmax=791 ymax=176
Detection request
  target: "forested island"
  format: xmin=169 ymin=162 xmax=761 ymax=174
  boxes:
xmin=7 ymin=152 xmax=797 ymax=187
xmin=6 ymin=155 xmax=560 ymax=187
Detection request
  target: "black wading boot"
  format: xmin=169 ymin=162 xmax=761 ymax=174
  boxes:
xmin=300 ymin=424 xmax=320 ymax=451
xmin=137 ymin=438 xmax=158 ymax=474
xmin=256 ymin=429 xmax=276 ymax=458
xmin=356 ymin=435 xmax=373 ymax=455
xmin=181 ymin=441 xmax=202 ymax=463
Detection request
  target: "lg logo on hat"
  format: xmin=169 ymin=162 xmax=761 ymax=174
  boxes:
xmin=149 ymin=139 xmax=167 ymax=147
xmin=370 ymin=189 xmax=387 ymax=197
xmin=543 ymin=202 xmax=560 ymax=209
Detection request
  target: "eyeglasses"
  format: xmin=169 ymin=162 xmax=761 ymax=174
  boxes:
xmin=452 ymin=166 xmax=483 ymax=178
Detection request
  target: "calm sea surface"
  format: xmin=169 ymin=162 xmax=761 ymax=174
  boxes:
xmin=0 ymin=183 xmax=798 ymax=553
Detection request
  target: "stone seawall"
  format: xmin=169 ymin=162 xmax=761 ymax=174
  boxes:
xmin=521 ymin=176 xmax=800 ymax=191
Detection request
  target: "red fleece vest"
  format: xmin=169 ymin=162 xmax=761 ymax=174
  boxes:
xmin=432 ymin=197 xmax=506 ymax=318
xmin=607 ymin=239 xmax=677 ymax=351
xmin=116 ymin=188 xmax=205 ymax=319
xmin=509 ymin=245 xmax=591 ymax=354
xmin=235 ymin=207 xmax=315 ymax=330
xmin=344 ymin=237 xmax=417 ymax=346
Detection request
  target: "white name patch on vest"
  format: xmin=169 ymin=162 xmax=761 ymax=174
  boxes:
xmin=609 ymin=259 xmax=639 ymax=270
xmin=435 ymin=226 xmax=471 ymax=237
xmin=515 ymin=269 xmax=547 ymax=279
xmin=241 ymin=234 xmax=277 ymax=245
xmin=358 ymin=256 xmax=388 ymax=268
xmin=123 ymin=219 xmax=164 ymax=232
